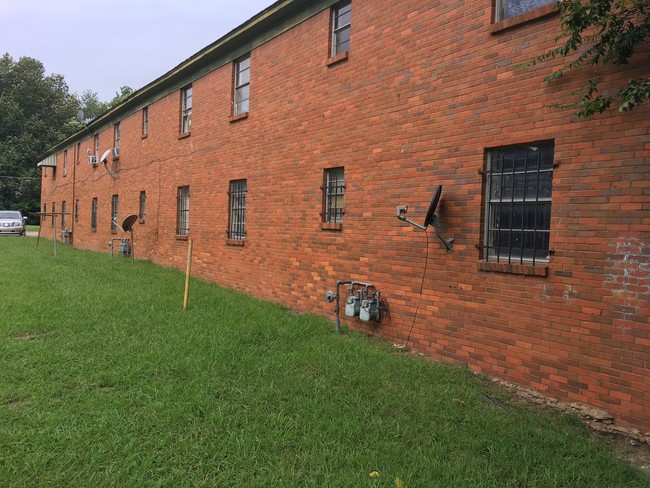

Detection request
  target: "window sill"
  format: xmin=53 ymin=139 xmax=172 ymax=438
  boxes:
xmin=326 ymin=51 xmax=349 ymax=67
xmin=321 ymin=222 xmax=342 ymax=231
xmin=139 ymin=219 xmax=145 ymax=224
xmin=91 ymin=228 xmax=97 ymax=233
xmin=111 ymin=230 xmax=118 ymax=235
xmin=141 ymin=134 xmax=148 ymax=140
xmin=226 ymin=239 xmax=246 ymax=246
xmin=478 ymin=261 xmax=548 ymax=277
xmin=112 ymin=156 xmax=120 ymax=162
xmin=176 ymin=234 xmax=189 ymax=241
xmin=490 ymin=3 xmax=558 ymax=34
xmin=178 ymin=132 xmax=191 ymax=140
xmin=229 ymin=112 xmax=249 ymax=123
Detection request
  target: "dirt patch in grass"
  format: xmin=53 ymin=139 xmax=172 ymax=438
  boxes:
xmin=4 ymin=397 xmax=28 ymax=409
xmin=9 ymin=332 xmax=48 ymax=341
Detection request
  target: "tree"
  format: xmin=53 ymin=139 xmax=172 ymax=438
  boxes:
xmin=526 ymin=0 xmax=650 ymax=117
xmin=77 ymin=89 xmax=109 ymax=123
xmin=0 ymin=54 xmax=79 ymax=220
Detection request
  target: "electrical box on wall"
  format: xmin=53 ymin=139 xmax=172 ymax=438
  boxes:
xmin=325 ymin=280 xmax=389 ymax=332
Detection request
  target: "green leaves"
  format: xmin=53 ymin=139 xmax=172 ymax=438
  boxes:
xmin=526 ymin=0 xmax=650 ymax=117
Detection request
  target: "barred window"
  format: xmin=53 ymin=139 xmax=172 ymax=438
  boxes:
xmin=111 ymin=195 xmax=119 ymax=231
xmin=91 ymin=198 xmax=98 ymax=230
xmin=332 ymin=1 xmax=352 ymax=56
xmin=228 ymin=180 xmax=247 ymax=240
xmin=495 ymin=0 xmax=555 ymax=22
xmin=323 ymin=167 xmax=345 ymax=224
xmin=177 ymin=186 xmax=190 ymax=235
xmin=181 ymin=85 xmax=192 ymax=134
xmin=484 ymin=142 xmax=554 ymax=264
xmin=139 ymin=191 xmax=146 ymax=222
xmin=234 ymin=54 xmax=250 ymax=116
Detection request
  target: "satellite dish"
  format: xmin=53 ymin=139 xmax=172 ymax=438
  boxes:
xmin=76 ymin=110 xmax=85 ymax=123
xmin=423 ymin=185 xmax=442 ymax=229
xmin=122 ymin=214 xmax=138 ymax=232
xmin=100 ymin=149 xmax=111 ymax=164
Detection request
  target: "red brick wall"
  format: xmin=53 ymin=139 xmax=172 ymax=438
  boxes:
xmin=40 ymin=1 xmax=650 ymax=430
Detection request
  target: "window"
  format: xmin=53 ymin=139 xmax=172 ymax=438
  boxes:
xmin=52 ymin=163 xmax=57 ymax=180
xmin=484 ymin=142 xmax=554 ymax=264
xmin=94 ymin=134 xmax=100 ymax=156
xmin=139 ymin=191 xmax=146 ymax=222
xmin=495 ymin=0 xmax=555 ymax=22
xmin=111 ymin=195 xmax=119 ymax=231
xmin=43 ymin=203 xmax=47 ymax=222
xmin=61 ymin=201 xmax=66 ymax=227
xmin=228 ymin=180 xmax=247 ymax=240
xmin=234 ymin=54 xmax=250 ymax=116
xmin=331 ymin=1 xmax=352 ymax=56
xmin=63 ymin=150 xmax=68 ymax=176
xmin=75 ymin=199 xmax=79 ymax=223
xmin=142 ymin=106 xmax=149 ymax=136
xmin=181 ymin=85 xmax=192 ymax=134
xmin=76 ymin=143 xmax=81 ymax=164
xmin=113 ymin=122 xmax=120 ymax=157
xmin=91 ymin=198 xmax=98 ymax=231
xmin=323 ymin=167 xmax=345 ymax=224
xmin=177 ymin=186 xmax=190 ymax=235
xmin=51 ymin=202 xmax=55 ymax=226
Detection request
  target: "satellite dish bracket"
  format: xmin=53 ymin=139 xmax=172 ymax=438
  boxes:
xmin=396 ymin=185 xmax=454 ymax=252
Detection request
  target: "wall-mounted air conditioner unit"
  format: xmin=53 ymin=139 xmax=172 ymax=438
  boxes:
xmin=88 ymin=155 xmax=98 ymax=165
xmin=112 ymin=148 xmax=120 ymax=158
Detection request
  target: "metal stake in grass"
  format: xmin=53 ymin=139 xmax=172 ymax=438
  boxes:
xmin=183 ymin=239 xmax=193 ymax=310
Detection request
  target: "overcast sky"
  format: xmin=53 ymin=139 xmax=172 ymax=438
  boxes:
xmin=0 ymin=0 xmax=275 ymax=101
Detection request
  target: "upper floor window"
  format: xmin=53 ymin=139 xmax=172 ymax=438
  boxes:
xmin=51 ymin=202 xmax=55 ymax=227
xmin=63 ymin=150 xmax=68 ymax=177
xmin=111 ymin=195 xmax=119 ymax=231
xmin=181 ymin=85 xmax=192 ymax=134
xmin=113 ymin=122 xmax=121 ymax=157
xmin=94 ymin=134 xmax=100 ymax=156
xmin=177 ymin=186 xmax=190 ymax=235
xmin=75 ymin=199 xmax=79 ymax=223
xmin=234 ymin=54 xmax=250 ymax=116
xmin=495 ymin=0 xmax=555 ymax=22
xmin=76 ymin=143 xmax=81 ymax=165
xmin=323 ymin=167 xmax=345 ymax=224
xmin=139 ymin=190 xmax=146 ymax=222
xmin=142 ymin=106 xmax=149 ymax=136
xmin=484 ymin=142 xmax=554 ymax=265
xmin=228 ymin=179 xmax=247 ymax=240
xmin=61 ymin=201 xmax=66 ymax=227
xmin=331 ymin=1 xmax=351 ymax=56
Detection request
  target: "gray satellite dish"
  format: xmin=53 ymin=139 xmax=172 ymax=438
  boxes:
xmin=76 ymin=110 xmax=85 ymax=123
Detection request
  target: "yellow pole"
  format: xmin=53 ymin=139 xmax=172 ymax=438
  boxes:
xmin=183 ymin=239 xmax=193 ymax=310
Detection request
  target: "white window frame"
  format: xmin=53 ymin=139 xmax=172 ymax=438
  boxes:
xmin=331 ymin=1 xmax=352 ymax=56
xmin=234 ymin=54 xmax=250 ymax=116
xmin=181 ymin=86 xmax=192 ymax=134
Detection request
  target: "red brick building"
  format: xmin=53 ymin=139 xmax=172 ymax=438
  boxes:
xmin=38 ymin=0 xmax=650 ymax=431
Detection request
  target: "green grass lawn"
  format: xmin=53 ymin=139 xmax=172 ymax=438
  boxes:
xmin=1 ymin=238 xmax=648 ymax=487
xmin=25 ymin=224 xmax=40 ymax=232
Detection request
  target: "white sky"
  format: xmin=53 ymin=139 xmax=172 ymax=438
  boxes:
xmin=0 ymin=0 xmax=275 ymax=101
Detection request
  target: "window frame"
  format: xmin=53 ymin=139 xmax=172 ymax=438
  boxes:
xmin=142 ymin=106 xmax=149 ymax=137
xmin=75 ymin=199 xmax=79 ymax=223
xmin=331 ymin=1 xmax=352 ymax=57
xmin=61 ymin=201 xmax=66 ymax=227
xmin=180 ymin=85 xmax=192 ymax=134
xmin=111 ymin=194 xmax=119 ymax=232
xmin=233 ymin=54 xmax=251 ymax=116
xmin=113 ymin=122 xmax=120 ymax=157
xmin=176 ymin=186 xmax=190 ymax=236
xmin=494 ymin=0 xmax=556 ymax=22
xmin=139 ymin=190 xmax=146 ymax=222
xmin=322 ymin=167 xmax=345 ymax=224
xmin=63 ymin=149 xmax=68 ymax=177
xmin=483 ymin=141 xmax=554 ymax=265
xmin=91 ymin=197 xmax=98 ymax=231
xmin=51 ymin=202 xmax=55 ymax=227
xmin=228 ymin=179 xmax=247 ymax=240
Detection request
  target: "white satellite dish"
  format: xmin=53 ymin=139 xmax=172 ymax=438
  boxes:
xmin=100 ymin=149 xmax=111 ymax=164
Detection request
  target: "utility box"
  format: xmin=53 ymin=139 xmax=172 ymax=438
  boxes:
xmin=345 ymin=295 xmax=360 ymax=317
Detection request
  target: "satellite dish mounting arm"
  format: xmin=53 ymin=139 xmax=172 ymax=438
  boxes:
xmin=396 ymin=185 xmax=454 ymax=252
